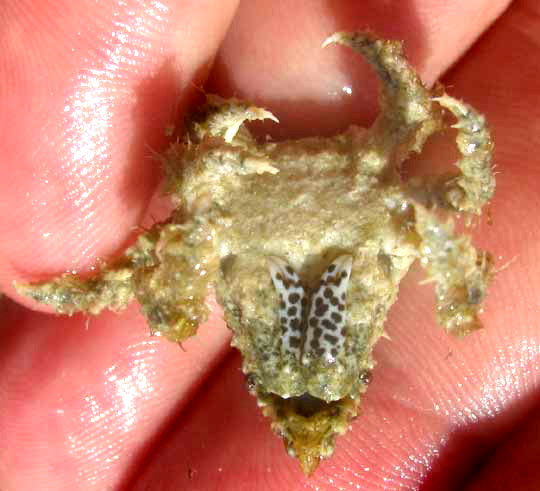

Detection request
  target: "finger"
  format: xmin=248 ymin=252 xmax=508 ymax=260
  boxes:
xmin=464 ymin=408 xmax=540 ymax=490
xmin=134 ymin=352 xmax=299 ymax=489
xmin=447 ymin=1 xmax=540 ymax=487
xmin=207 ymin=0 xmax=511 ymax=138
xmin=0 ymin=297 xmax=230 ymax=490
xmin=0 ymin=0 xmax=239 ymax=302
xmin=0 ymin=1 xmax=241 ymax=489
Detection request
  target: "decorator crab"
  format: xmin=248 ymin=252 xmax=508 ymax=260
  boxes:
xmin=18 ymin=31 xmax=495 ymax=474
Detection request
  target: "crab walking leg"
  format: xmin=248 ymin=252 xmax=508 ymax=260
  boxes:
xmin=129 ymin=220 xmax=219 ymax=342
xmin=434 ymin=95 xmax=495 ymax=215
xmin=414 ymin=206 xmax=493 ymax=336
xmin=14 ymin=231 xmax=161 ymax=316
xmin=163 ymin=95 xmax=281 ymax=200
xmin=324 ymin=32 xmax=442 ymax=172
xmin=16 ymin=219 xmax=219 ymax=343
xmin=188 ymin=94 xmax=278 ymax=144
xmin=15 ymin=265 xmax=135 ymax=316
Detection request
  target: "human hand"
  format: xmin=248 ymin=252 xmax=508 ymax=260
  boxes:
xmin=2 ymin=1 xmax=539 ymax=490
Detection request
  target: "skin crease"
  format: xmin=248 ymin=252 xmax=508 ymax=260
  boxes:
xmin=1 ymin=0 xmax=540 ymax=489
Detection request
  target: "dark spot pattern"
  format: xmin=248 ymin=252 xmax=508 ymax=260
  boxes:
xmin=321 ymin=319 xmax=336 ymax=330
xmin=290 ymin=318 xmax=301 ymax=331
xmin=314 ymin=304 xmax=329 ymax=317
xmin=289 ymin=293 xmax=300 ymax=304
xmin=324 ymin=334 xmax=339 ymax=345
xmin=303 ymin=255 xmax=353 ymax=361
xmin=270 ymin=255 xmax=353 ymax=363
xmin=289 ymin=336 xmax=301 ymax=348
xmin=269 ymin=257 xmax=306 ymax=357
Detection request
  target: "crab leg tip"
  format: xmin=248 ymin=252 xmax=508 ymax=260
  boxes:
xmin=322 ymin=31 xmax=347 ymax=48
xmin=251 ymin=107 xmax=279 ymax=124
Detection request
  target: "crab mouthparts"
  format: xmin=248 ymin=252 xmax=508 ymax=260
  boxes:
xmin=288 ymin=393 xmax=330 ymax=417
xmin=262 ymin=392 xmax=357 ymax=475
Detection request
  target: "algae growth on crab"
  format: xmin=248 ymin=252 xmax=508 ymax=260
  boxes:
xmin=17 ymin=31 xmax=495 ymax=475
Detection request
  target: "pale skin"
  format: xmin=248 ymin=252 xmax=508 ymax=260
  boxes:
xmin=1 ymin=1 xmax=540 ymax=490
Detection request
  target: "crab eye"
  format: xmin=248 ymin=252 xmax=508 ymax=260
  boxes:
xmin=245 ymin=372 xmax=258 ymax=393
xmin=359 ymin=370 xmax=373 ymax=385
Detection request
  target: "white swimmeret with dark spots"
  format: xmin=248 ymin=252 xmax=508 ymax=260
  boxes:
xmin=268 ymin=255 xmax=353 ymax=364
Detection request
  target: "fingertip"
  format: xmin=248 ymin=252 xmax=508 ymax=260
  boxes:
xmin=0 ymin=0 xmax=239 ymax=297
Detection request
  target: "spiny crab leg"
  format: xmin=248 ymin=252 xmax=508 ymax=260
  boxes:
xmin=414 ymin=205 xmax=493 ymax=336
xmin=325 ymin=33 xmax=495 ymax=218
xmin=433 ymin=95 xmax=495 ymax=215
xmin=16 ymin=219 xmax=220 ymax=343
xmin=186 ymin=94 xmax=278 ymax=144
xmin=324 ymin=31 xmax=443 ymax=172
xmin=15 ymin=261 xmax=135 ymax=316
